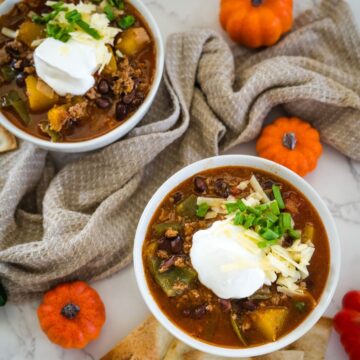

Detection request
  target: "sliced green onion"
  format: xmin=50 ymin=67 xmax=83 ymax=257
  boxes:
xmin=279 ymin=212 xmax=293 ymax=231
xmin=263 ymin=211 xmax=278 ymax=224
xmin=246 ymin=206 xmax=261 ymax=216
xmin=118 ymin=14 xmax=135 ymax=29
xmin=65 ymin=9 xmax=82 ymax=23
xmin=104 ymin=4 xmax=116 ymax=21
xmin=196 ymin=203 xmax=209 ymax=218
xmin=76 ymin=19 xmax=101 ymax=39
xmin=108 ymin=0 xmax=125 ymax=9
xmin=268 ymin=200 xmax=280 ymax=215
xmin=234 ymin=212 xmax=245 ymax=226
xmin=46 ymin=23 xmax=71 ymax=42
xmin=243 ymin=214 xmax=255 ymax=229
xmin=260 ymin=228 xmax=279 ymax=241
xmin=272 ymin=185 xmax=285 ymax=209
xmin=288 ymin=229 xmax=301 ymax=240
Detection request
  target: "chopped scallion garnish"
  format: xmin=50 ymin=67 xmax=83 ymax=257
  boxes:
xmin=118 ymin=14 xmax=135 ymax=29
xmin=272 ymin=185 xmax=285 ymax=210
xmin=104 ymin=4 xmax=116 ymax=21
xmin=196 ymin=203 xmax=209 ymax=218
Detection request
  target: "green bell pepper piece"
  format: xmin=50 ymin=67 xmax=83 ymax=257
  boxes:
xmin=176 ymin=194 xmax=197 ymax=217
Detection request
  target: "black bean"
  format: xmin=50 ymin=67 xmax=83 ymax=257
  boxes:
xmin=123 ymin=91 xmax=135 ymax=104
xmin=219 ymin=299 xmax=232 ymax=312
xmin=172 ymin=192 xmax=183 ymax=204
xmin=170 ymin=236 xmax=183 ymax=254
xmin=282 ymin=235 xmax=294 ymax=248
xmin=241 ymin=300 xmax=258 ymax=311
xmin=193 ymin=305 xmax=207 ymax=319
xmin=97 ymin=79 xmax=110 ymax=94
xmin=194 ymin=176 xmax=207 ymax=193
xmin=115 ymin=102 xmax=128 ymax=121
xmin=95 ymin=97 xmax=112 ymax=109
xmin=215 ymin=179 xmax=230 ymax=198
xmin=157 ymin=237 xmax=172 ymax=253
xmin=5 ymin=46 xmax=20 ymax=59
xmin=15 ymin=73 xmax=26 ymax=87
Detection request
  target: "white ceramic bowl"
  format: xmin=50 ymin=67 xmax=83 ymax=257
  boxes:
xmin=0 ymin=0 xmax=164 ymax=153
xmin=134 ymin=155 xmax=341 ymax=358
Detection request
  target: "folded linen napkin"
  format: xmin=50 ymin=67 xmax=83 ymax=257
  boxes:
xmin=0 ymin=0 xmax=360 ymax=301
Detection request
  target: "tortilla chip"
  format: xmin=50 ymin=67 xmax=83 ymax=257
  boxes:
xmin=286 ymin=317 xmax=333 ymax=360
xmin=101 ymin=316 xmax=174 ymax=360
xmin=0 ymin=125 xmax=17 ymax=153
xmin=164 ymin=340 xmax=193 ymax=360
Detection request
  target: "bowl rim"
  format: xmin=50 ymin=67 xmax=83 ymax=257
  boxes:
xmin=0 ymin=0 xmax=164 ymax=153
xmin=133 ymin=155 xmax=341 ymax=358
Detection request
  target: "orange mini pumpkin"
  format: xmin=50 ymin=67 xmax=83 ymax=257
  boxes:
xmin=220 ymin=0 xmax=293 ymax=48
xmin=256 ymin=117 xmax=322 ymax=177
xmin=38 ymin=281 xmax=106 ymax=349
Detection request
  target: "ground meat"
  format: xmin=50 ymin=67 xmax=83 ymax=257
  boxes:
xmin=23 ymin=66 xmax=35 ymax=74
xmin=68 ymin=100 xmax=89 ymax=119
xmin=111 ymin=58 xmax=135 ymax=95
xmin=86 ymin=87 xmax=99 ymax=100
xmin=0 ymin=48 xmax=10 ymax=65
xmin=174 ymin=257 xmax=186 ymax=268
xmin=156 ymin=250 xmax=169 ymax=259
xmin=165 ymin=228 xmax=178 ymax=238
xmin=5 ymin=40 xmax=26 ymax=58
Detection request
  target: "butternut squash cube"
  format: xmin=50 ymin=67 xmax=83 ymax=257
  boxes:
xmin=251 ymin=307 xmax=289 ymax=341
xmin=47 ymin=105 xmax=70 ymax=132
xmin=25 ymin=76 xmax=59 ymax=112
xmin=116 ymin=27 xmax=150 ymax=57
xmin=18 ymin=22 xmax=44 ymax=47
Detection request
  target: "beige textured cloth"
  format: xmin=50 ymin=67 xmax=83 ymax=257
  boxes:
xmin=1 ymin=0 xmax=360 ymax=301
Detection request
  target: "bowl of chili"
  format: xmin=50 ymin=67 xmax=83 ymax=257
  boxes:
xmin=0 ymin=0 xmax=164 ymax=152
xmin=133 ymin=155 xmax=340 ymax=357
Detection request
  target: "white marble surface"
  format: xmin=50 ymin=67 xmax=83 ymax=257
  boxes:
xmin=1 ymin=0 xmax=360 ymax=359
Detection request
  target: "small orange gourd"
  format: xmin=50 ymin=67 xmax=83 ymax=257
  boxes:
xmin=220 ymin=0 xmax=293 ymax=48
xmin=37 ymin=281 xmax=106 ymax=349
xmin=256 ymin=117 xmax=322 ymax=177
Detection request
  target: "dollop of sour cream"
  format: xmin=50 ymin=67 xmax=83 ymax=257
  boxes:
xmin=190 ymin=219 xmax=272 ymax=300
xmin=34 ymin=38 xmax=100 ymax=96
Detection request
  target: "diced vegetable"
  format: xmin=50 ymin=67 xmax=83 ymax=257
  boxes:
xmin=103 ymin=46 xmax=118 ymax=75
xmin=288 ymin=229 xmax=301 ymax=240
xmin=118 ymin=14 xmax=135 ymax=30
xmin=279 ymin=212 xmax=293 ymax=231
xmin=176 ymin=195 xmax=197 ymax=217
xmin=272 ymin=185 xmax=285 ymax=210
xmin=1 ymin=65 xmax=16 ymax=82
xmin=260 ymin=228 xmax=279 ymax=241
xmin=294 ymin=301 xmax=306 ymax=313
xmin=196 ymin=203 xmax=210 ymax=218
xmin=230 ymin=312 xmax=247 ymax=346
xmin=268 ymin=200 xmax=280 ymax=215
xmin=116 ymin=27 xmax=150 ymax=56
xmin=234 ymin=212 xmax=245 ymax=225
xmin=148 ymin=256 xmax=197 ymax=297
xmin=1 ymin=90 xmax=30 ymax=125
xmin=39 ymin=122 xmax=61 ymax=142
xmin=243 ymin=214 xmax=255 ymax=229
xmin=152 ymin=222 xmax=181 ymax=236
xmin=104 ymin=4 xmax=115 ymax=21
xmin=251 ymin=307 xmax=289 ymax=341
xmin=47 ymin=104 xmax=69 ymax=132
xmin=17 ymin=21 xmax=44 ymax=47
xmin=302 ymin=223 xmax=314 ymax=243
xmin=26 ymin=75 xmax=59 ymax=112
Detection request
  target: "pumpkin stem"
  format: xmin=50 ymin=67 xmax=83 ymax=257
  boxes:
xmin=251 ymin=0 xmax=263 ymax=6
xmin=61 ymin=303 xmax=80 ymax=320
xmin=282 ymin=132 xmax=297 ymax=150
